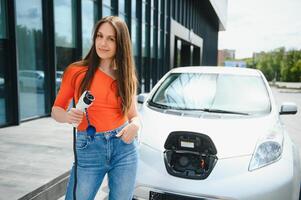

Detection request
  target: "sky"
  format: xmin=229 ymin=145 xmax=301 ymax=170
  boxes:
xmin=218 ymin=0 xmax=301 ymax=59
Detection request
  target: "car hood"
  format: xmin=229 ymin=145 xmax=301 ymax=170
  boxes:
xmin=139 ymin=106 xmax=279 ymax=159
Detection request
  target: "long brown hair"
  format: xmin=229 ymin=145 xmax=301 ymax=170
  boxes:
xmin=70 ymin=16 xmax=138 ymax=114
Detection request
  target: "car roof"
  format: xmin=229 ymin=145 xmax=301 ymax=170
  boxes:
xmin=170 ymin=66 xmax=261 ymax=76
xmin=19 ymin=69 xmax=44 ymax=74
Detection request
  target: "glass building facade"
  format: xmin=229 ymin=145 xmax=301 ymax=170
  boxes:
xmin=0 ymin=0 xmax=225 ymax=127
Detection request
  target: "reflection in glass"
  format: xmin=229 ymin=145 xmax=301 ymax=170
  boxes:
xmin=0 ymin=0 xmax=7 ymax=39
xmin=56 ymin=70 xmax=63 ymax=91
xmin=103 ymin=0 xmax=111 ymax=6
xmin=0 ymin=0 xmax=7 ymax=124
xmin=131 ymin=20 xmax=138 ymax=56
xmin=175 ymin=39 xmax=181 ymax=67
xmin=155 ymin=74 xmax=217 ymax=109
xmin=102 ymin=5 xmax=111 ymax=17
xmin=151 ymin=27 xmax=156 ymax=58
xmin=151 ymin=8 xmax=154 ymax=26
xmin=158 ymin=29 xmax=163 ymax=78
xmin=151 ymin=26 xmax=158 ymax=87
xmin=15 ymin=0 xmax=46 ymax=119
xmin=158 ymin=30 xmax=163 ymax=59
xmin=119 ymin=14 xmax=125 ymax=21
xmin=54 ymin=0 xmax=76 ymax=48
xmin=55 ymin=0 xmax=76 ymax=92
xmin=142 ymin=24 xmax=146 ymax=56
xmin=82 ymin=0 xmax=97 ymax=57
xmin=131 ymin=0 xmax=136 ymax=18
xmin=142 ymin=2 xmax=146 ymax=23
xmin=119 ymin=0 xmax=125 ymax=14
xmin=0 ymin=41 xmax=6 ymax=124
xmin=152 ymin=73 xmax=271 ymax=115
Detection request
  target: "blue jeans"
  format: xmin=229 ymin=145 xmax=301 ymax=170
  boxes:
xmin=65 ymin=123 xmax=138 ymax=200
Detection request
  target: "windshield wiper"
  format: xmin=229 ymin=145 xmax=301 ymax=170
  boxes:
xmin=148 ymin=102 xmax=249 ymax=115
xmin=148 ymin=101 xmax=174 ymax=109
xmin=184 ymin=108 xmax=249 ymax=115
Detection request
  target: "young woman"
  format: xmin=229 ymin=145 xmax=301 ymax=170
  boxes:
xmin=51 ymin=16 xmax=140 ymax=200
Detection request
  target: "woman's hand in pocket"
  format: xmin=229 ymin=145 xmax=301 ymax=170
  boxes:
xmin=116 ymin=122 xmax=139 ymax=144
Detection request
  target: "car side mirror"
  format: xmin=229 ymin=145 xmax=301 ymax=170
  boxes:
xmin=137 ymin=93 xmax=149 ymax=104
xmin=279 ymin=102 xmax=298 ymax=115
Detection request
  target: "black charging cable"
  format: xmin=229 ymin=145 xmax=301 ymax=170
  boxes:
xmin=71 ymin=92 xmax=95 ymax=200
xmin=72 ymin=99 xmax=77 ymax=200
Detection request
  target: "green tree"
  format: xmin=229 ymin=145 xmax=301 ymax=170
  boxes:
xmin=271 ymin=47 xmax=285 ymax=81
xmin=252 ymin=47 xmax=301 ymax=82
xmin=281 ymin=50 xmax=301 ymax=81
xmin=256 ymin=53 xmax=274 ymax=81
xmin=290 ymin=59 xmax=301 ymax=82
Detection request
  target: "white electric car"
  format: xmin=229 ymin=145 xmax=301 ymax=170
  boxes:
xmin=134 ymin=66 xmax=301 ymax=200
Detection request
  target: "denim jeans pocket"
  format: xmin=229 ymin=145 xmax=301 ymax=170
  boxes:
xmin=120 ymin=136 xmax=137 ymax=145
xmin=76 ymin=135 xmax=89 ymax=150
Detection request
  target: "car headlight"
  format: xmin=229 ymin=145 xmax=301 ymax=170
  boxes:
xmin=248 ymin=129 xmax=283 ymax=171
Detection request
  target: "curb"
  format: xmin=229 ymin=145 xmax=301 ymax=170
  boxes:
xmin=18 ymin=171 xmax=70 ymax=200
xmin=269 ymin=82 xmax=301 ymax=90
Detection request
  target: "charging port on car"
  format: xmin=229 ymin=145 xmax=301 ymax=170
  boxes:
xmin=164 ymin=131 xmax=218 ymax=180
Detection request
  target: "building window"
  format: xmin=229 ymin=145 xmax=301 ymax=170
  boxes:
xmin=102 ymin=0 xmax=113 ymax=17
xmin=158 ymin=29 xmax=164 ymax=73
xmin=119 ymin=0 xmax=125 ymax=14
xmin=141 ymin=0 xmax=151 ymax=92
xmin=103 ymin=0 xmax=111 ymax=7
xmin=81 ymin=0 xmax=98 ymax=57
xmin=131 ymin=0 xmax=136 ymax=18
xmin=158 ymin=0 xmax=165 ymax=77
xmin=54 ymin=0 xmax=76 ymax=48
xmin=118 ymin=0 xmax=130 ymax=24
xmin=54 ymin=0 xmax=76 ymax=91
xmin=150 ymin=0 xmax=158 ymax=86
xmin=131 ymin=0 xmax=142 ymax=92
xmin=15 ymin=0 xmax=46 ymax=119
xmin=102 ymin=5 xmax=111 ymax=17
xmin=0 ymin=0 xmax=7 ymax=124
xmin=175 ymin=38 xmax=181 ymax=67
xmin=0 ymin=0 xmax=7 ymax=39
xmin=0 ymin=41 xmax=6 ymax=124
xmin=131 ymin=19 xmax=138 ymax=56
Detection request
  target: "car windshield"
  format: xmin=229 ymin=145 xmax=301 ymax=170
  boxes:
xmin=150 ymin=73 xmax=271 ymax=115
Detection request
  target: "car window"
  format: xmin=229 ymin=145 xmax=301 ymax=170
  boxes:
xmin=151 ymin=73 xmax=271 ymax=115
xmin=20 ymin=71 xmax=32 ymax=77
xmin=56 ymin=71 xmax=63 ymax=78
xmin=0 ymin=77 xmax=4 ymax=85
xmin=19 ymin=72 xmax=26 ymax=77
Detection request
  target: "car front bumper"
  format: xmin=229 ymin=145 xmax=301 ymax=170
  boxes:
xmin=133 ymin=142 xmax=300 ymax=200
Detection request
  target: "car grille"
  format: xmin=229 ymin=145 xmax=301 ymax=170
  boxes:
xmin=149 ymin=191 xmax=207 ymax=200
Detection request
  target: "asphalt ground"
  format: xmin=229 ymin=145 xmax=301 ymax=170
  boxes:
xmin=271 ymin=86 xmax=301 ymax=160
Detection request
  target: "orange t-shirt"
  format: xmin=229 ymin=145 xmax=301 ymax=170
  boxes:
xmin=53 ymin=65 xmax=127 ymax=132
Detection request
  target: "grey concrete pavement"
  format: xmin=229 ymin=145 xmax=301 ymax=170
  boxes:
xmin=0 ymin=117 xmax=109 ymax=200
xmin=0 ymin=117 xmax=73 ymax=200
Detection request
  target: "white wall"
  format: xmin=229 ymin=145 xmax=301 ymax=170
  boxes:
xmin=209 ymin=0 xmax=228 ymax=31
